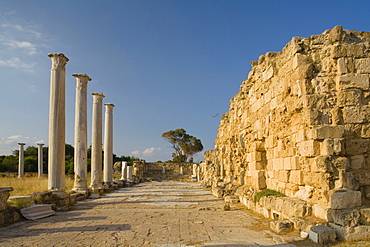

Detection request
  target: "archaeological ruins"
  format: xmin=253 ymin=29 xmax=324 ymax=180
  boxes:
xmin=1 ymin=26 xmax=370 ymax=244
xmin=200 ymin=25 xmax=370 ymax=241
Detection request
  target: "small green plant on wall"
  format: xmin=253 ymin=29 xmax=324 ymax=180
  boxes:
xmin=253 ymin=189 xmax=286 ymax=204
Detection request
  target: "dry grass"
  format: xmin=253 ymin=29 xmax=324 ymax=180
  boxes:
xmin=0 ymin=173 xmax=75 ymax=196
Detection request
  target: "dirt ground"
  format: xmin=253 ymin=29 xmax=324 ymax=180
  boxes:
xmin=0 ymin=181 xmax=368 ymax=247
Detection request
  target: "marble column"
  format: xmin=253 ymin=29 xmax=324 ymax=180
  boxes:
xmin=48 ymin=53 xmax=68 ymax=191
xmin=103 ymin=103 xmax=115 ymax=185
xmin=72 ymin=74 xmax=91 ymax=192
xmin=127 ymin=165 xmax=133 ymax=182
xmin=18 ymin=143 xmax=25 ymax=178
xmin=37 ymin=143 xmax=44 ymax=177
xmin=90 ymin=93 xmax=105 ymax=190
xmin=121 ymin=161 xmax=128 ymax=180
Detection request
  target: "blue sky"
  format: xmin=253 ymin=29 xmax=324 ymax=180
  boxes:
xmin=0 ymin=1 xmax=369 ymax=162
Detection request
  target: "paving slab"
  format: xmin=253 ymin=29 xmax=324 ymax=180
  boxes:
xmin=0 ymin=181 xmax=313 ymax=246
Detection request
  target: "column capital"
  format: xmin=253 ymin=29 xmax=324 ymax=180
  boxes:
xmin=18 ymin=143 xmax=26 ymax=146
xmin=37 ymin=143 xmax=44 ymax=146
xmin=105 ymin=103 xmax=115 ymax=107
xmin=48 ymin=53 xmax=69 ymax=70
xmin=92 ymin=92 xmax=105 ymax=97
xmin=72 ymin=73 xmax=92 ymax=81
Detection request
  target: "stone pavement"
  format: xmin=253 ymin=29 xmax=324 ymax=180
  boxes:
xmin=0 ymin=181 xmax=315 ymax=246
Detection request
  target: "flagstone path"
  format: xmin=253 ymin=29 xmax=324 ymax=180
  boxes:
xmin=0 ymin=181 xmax=317 ymax=246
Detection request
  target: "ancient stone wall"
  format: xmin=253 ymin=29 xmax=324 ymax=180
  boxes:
xmin=202 ymin=26 xmax=370 ymax=223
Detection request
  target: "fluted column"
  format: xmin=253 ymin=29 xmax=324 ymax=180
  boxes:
xmin=103 ymin=103 xmax=115 ymax=185
xmin=37 ymin=143 xmax=44 ymax=177
xmin=72 ymin=74 xmax=91 ymax=192
xmin=48 ymin=53 xmax=68 ymax=191
xmin=18 ymin=143 xmax=25 ymax=178
xmin=91 ymin=92 xmax=105 ymax=190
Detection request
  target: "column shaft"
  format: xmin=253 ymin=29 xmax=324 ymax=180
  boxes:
xmin=103 ymin=104 xmax=115 ymax=184
xmin=91 ymin=92 xmax=105 ymax=188
xmin=48 ymin=52 xmax=68 ymax=191
xmin=72 ymin=74 xmax=91 ymax=191
xmin=37 ymin=143 xmax=44 ymax=177
xmin=18 ymin=143 xmax=25 ymax=178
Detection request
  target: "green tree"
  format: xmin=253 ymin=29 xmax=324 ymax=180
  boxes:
xmin=2 ymin=155 xmax=18 ymax=172
xmin=65 ymin=144 xmax=74 ymax=174
xmin=161 ymin=129 xmax=203 ymax=162
xmin=24 ymin=156 xmax=37 ymax=172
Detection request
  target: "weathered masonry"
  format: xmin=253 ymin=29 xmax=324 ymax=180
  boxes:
xmin=201 ymin=26 xmax=370 ymax=241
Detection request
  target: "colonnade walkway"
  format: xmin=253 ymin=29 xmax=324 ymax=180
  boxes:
xmin=0 ymin=181 xmax=316 ymax=246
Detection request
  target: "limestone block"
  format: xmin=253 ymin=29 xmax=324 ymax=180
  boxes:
xmin=311 ymin=156 xmax=331 ymax=173
xmin=342 ymin=106 xmax=366 ymax=124
xmin=331 ymin=43 xmax=366 ymax=59
xmin=359 ymin=208 xmax=370 ymax=224
xmin=267 ymin=170 xmax=274 ymax=179
xmin=0 ymin=187 xmax=13 ymax=211
xmin=329 ymin=223 xmax=370 ymax=241
xmin=355 ymin=58 xmax=370 ymax=73
xmin=295 ymin=185 xmax=313 ymax=201
xmin=278 ymin=170 xmax=290 ymax=183
xmin=327 ymin=209 xmax=360 ymax=227
xmin=298 ymin=140 xmax=320 ymax=157
xmin=290 ymin=156 xmax=300 ymax=170
xmin=312 ymin=204 xmax=329 ymax=220
xmin=283 ymin=157 xmax=291 ymax=170
xmin=313 ymin=125 xmax=344 ymax=140
xmin=289 ymin=170 xmax=304 ymax=185
xmin=345 ymin=139 xmax=370 ymax=155
xmin=340 ymin=172 xmax=360 ymax=190
xmin=329 ymin=189 xmax=362 ymax=209
xmin=309 ymin=225 xmax=336 ymax=244
xmin=336 ymin=74 xmax=369 ymax=90
xmin=337 ymin=89 xmax=362 ymax=107
xmin=249 ymin=161 xmax=264 ymax=170
xmin=333 ymin=157 xmax=349 ymax=171
xmin=321 ymin=139 xmax=334 ymax=156
xmin=277 ymin=182 xmax=286 ymax=192
xmin=337 ymin=57 xmax=348 ymax=74
xmin=295 ymin=129 xmax=306 ymax=142
xmin=250 ymin=170 xmax=266 ymax=190
xmin=270 ymin=220 xmax=294 ymax=233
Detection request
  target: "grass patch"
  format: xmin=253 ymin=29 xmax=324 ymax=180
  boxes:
xmin=254 ymin=189 xmax=285 ymax=203
xmin=0 ymin=173 xmax=75 ymax=196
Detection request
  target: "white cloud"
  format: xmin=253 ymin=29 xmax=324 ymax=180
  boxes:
xmin=29 ymin=85 xmax=36 ymax=92
xmin=0 ymin=57 xmax=34 ymax=72
xmin=142 ymin=147 xmax=161 ymax=156
xmin=1 ymin=23 xmax=41 ymax=38
xmin=131 ymin=150 xmax=140 ymax=156
xmin=3 ymin=40 xmax=37 ymax=55
xmin=0 ymin=135 xmax=31 ymax=155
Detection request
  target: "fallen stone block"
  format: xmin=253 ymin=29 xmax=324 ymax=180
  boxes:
xmin=270 ymin=220 xmax=294 ymax=234
xmin=224 ymin=195 xmax=238 ymax=204
xmin=20 ymin=204 xmax=55 ymax=220
xmin=327 ymin=209 xmax=360 ymax=227
xmin=329 ymin=223 xmax=370 ymax=241
xmin=212 ymin=187 xmax=224 ymax=198
xmin=309 ymin=225 xmax=336 ymax=244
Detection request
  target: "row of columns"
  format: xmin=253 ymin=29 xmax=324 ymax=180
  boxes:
xmin=48 ymin=53 xmax=115 ymax=192
xmin=17 ymin=143 xmax=44 ymax=178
